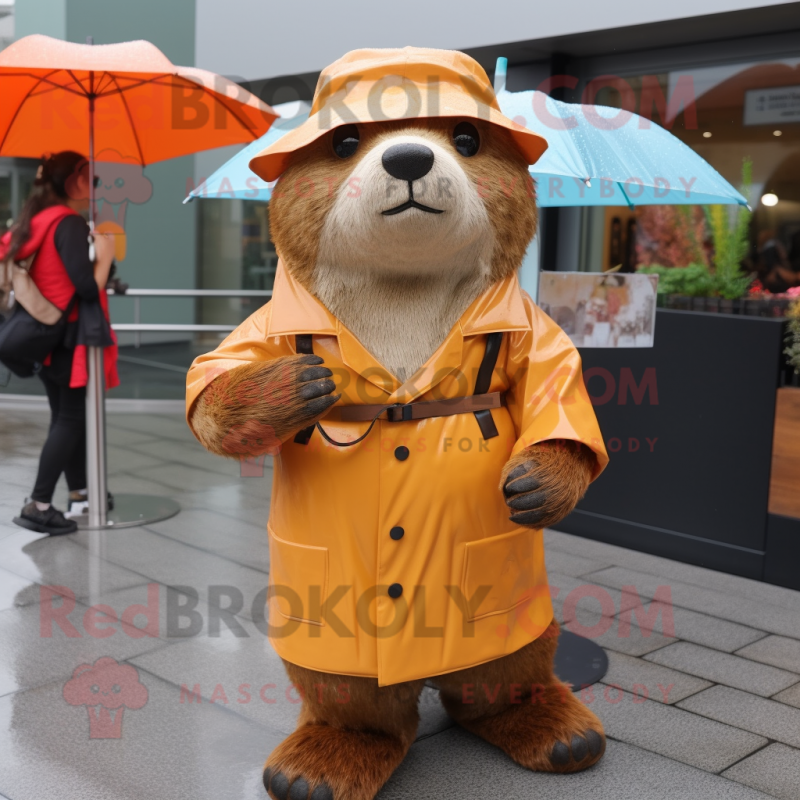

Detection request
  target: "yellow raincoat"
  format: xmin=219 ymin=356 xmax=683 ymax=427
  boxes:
xmin=186 ymin=263 xmax=608 ymax=685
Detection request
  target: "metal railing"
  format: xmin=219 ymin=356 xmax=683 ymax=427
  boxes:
xmin=82 ymin=287 xmax=273 ymax=528
xmin=108 ymin=287 xmax=273 ymax=345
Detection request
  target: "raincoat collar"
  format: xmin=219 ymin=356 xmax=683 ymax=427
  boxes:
xmin=268 ymin=260 xmax=531 ymax=401
xmin=267 ymin=259 xmax=530 ymax=339
xmin=268 ymin=260 xmax=338 ymax=337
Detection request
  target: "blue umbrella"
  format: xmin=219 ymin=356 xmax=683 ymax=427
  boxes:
xmin=186 ymin=62 xmax=746 ymax=211
xmin=494 ymin=58 xmax=747 ymax=209
xmin=183 ymin=110 xmax=307 ymax=203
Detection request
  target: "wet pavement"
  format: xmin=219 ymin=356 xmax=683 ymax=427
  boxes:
xmin=0 ymin=404 xmax=798 ymax=800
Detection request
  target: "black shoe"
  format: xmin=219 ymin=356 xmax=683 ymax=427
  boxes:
xmin=13 ymin=501 xmax=78 ymax=536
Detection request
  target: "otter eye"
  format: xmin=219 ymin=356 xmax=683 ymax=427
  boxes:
xmin=453 ymin=122 xmax=480 ymax=157
xmin=332 ymin=125 xmax=359 ymax=158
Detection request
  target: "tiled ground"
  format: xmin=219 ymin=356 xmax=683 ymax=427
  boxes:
xmin=1 ymin=404 xmax=799 ymax=800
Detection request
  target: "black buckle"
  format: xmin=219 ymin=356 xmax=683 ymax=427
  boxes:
xmin=385 ymin=404 xmax=412 ymax=422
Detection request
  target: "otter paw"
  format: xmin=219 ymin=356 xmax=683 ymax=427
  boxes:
xmin=503 ymin=461 xmax=548 ymax=526
xmin=263 ymin=723 xmax=408 ymax=800
xmin=500 ymin=441 xmax=595 ymax=528
xmin=456 ymin=683 xmax=606 ymax=774
xmin=549 ymin=729 xmax=605 ymax=769
xmin=263 ymin=768 xmax=333 ymax=800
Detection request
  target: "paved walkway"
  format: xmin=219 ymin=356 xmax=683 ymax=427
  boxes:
xmin=0 ymin=406 xmax=798 ymax=800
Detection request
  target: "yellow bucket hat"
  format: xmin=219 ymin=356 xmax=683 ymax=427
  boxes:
xmin=249 ymin=46 xmax=548 ymax=182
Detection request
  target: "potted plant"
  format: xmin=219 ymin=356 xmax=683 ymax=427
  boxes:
xmin=704 ymin=159 xmax=754 ymax=314
xmin=746 ymin=281 xmax=796 ymax=318
xmin=638 ymin=263 xmax=715 ymax=310
xmin=786 ymin=297 xmax=800 ymax=374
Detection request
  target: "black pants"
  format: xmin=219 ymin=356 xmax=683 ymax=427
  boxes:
xmin=31 ymin=356 xmax=87 ymax=504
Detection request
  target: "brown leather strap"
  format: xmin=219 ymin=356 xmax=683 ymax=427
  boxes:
xmin=473 ymin=332 xmax=502 ymax=440
xmin=295 ymin=334 xmax=313 ymax=355
xmin=294 ymin=332 xmax=504 ymax=445
xmin=329 ymin=392 xmax=503 ymax=423
xmin=293 ymin=334 xmax=315 ymax=445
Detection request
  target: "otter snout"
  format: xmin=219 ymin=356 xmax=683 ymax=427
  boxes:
xmin=382 ymin=143 xmax=434 ymax=182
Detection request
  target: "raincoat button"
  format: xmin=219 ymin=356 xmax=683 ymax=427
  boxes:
xmin=388 ymin=583 xmax=403 ymax=599
xmin=390 ymin=526 xmax=405 ymax=540
xmin=394 ymin=446 xmax=409 ymax=461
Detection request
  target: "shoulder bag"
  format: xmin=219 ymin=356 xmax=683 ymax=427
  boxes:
xmin=0 ymin=248 xmax=79 ymax=378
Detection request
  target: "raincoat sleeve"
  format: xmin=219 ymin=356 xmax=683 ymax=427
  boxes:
xmin=185 ymin=302 xmax=288 ymax=426
xmin=505 ymin=294 xmax=608 ymax=480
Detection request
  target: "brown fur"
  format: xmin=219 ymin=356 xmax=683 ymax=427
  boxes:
xmin=454 ymin=123 xmax=538 ymax=285
xmin=501 ymin=440 xmax=596 ymax=529
xmin=265 ymin=624 xmax=604 ymax=800
xmin=269 ymin=119 xmax=537 ymax=292
xmin=190 ymin=355 xmax=338 ymax=458
xmin=434 ymin=621 xmax=605 ymax=772
xmin=264 ymin=661 xmax=425 ymax=800
xmin=194 ymin=116 xmax=600 ymax=797
xmin=268 ymin=120 xmax=537 ymax=381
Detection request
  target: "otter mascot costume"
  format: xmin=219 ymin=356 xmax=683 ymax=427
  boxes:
xmin=186 ymin=47 xmax=609 ymax=800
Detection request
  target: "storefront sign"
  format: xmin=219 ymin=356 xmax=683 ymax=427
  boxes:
xmin=538 ymin=272 xmax=658 ymax=348
xmin=743 ymin=85 xmax=800 ymax=126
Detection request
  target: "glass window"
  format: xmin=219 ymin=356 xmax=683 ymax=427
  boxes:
xmin=589 ymin=56 xmax=800 ymax=292
xmin=196 ymin=197 xmax=277 ymax=327
xmin=0 ymin=171 xmax=11 ymax=232
xmin=17 ymin=172 xmax=34 ymax=213
xmin=241 ymin=200 xmax=278 ymax=290
xmin=0 ymin=158 xmax=37 ymax=227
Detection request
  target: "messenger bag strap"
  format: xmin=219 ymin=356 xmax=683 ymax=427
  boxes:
xmin=7 ymin=213 xmax=79 ymax=324
xmin=316 ymin=393 xmax=505 ymax=448
xmin=293 ymin=334 xmax=315 ymax=445
xmin=472 ymin=332 xmax=503 ymax=440
xmin=334 ymin=392 xmax=503 ymax=423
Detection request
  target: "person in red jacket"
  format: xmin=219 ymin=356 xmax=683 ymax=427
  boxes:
xmin=1 ymin=152 xmax=117 ymax=534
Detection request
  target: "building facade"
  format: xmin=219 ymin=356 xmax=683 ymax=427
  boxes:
xmin=1 ymin=0 xmax=799 ymax=330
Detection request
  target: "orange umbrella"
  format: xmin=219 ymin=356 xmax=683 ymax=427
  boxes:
xmin=0 ymin=34 xmax=277 ymax=233
xmin=0 ymin=34 xmax=278 ymax=528
xmin=0 ymin=34 xmax=276 ymax=163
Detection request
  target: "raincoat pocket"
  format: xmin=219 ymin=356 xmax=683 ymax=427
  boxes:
xmin=461 ymin=528 xmax=536 ymax=622
xmin=268 ymin=525 xmax=329 ymax=626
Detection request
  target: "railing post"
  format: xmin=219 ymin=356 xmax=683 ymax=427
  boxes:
xmin=134 ymin=296 xmax=141 ymax=349
xmin=76 ymin=288 xmax=270 ymax=530
xmin=85 ymin=345 xmax=108 ymax=528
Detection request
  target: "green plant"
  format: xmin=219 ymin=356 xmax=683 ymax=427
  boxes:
xmin=638 ymin=263 xmax=715 ymax=297
xmin=675 ymin=205 xmax=707 ymax=265
xmin=636 ymin=206 xmax=709 ymax=268
xmin=703 ymin=158 xmax=754 ymax=300
xmin=786 ymin=300 xmax=800 ymax=374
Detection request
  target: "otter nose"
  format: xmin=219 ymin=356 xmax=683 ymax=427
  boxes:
xmin=382 ymin=143 xmax=434 ymax=182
